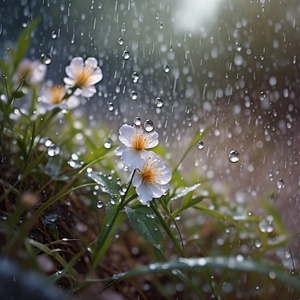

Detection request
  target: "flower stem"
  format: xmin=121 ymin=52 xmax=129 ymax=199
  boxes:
xmin=150 ymin=201 xmax=185 ymax=257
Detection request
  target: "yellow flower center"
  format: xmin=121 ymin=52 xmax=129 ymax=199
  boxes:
xmin=132 ymin=131 xmax=148 ymax=151
xmin=75 ymin=67 xmax=93 ymax=87
xmin=50 ymin=86 xmax=65 ymax=104
xmin=141 ymin=162 xmax=156 ymax=184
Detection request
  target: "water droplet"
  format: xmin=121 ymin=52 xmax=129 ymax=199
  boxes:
xmin=110 ymin=198 xmax=116 ymax=205
xmin=47 ymin=144 xmax=60 ymax=156
xmin=130 ymin=91 xmax=138 ymax=100
xmin=255 ymin=240 xmax=262 ymax=248
xmin=159 ymin=21 xmax=164 ymax=29
xmin=163 ymin=65 xmax=170 ymax=73
xmin=40 ymin=53 xmax=52 ymax=65
xmin=118 ymin=38 xmax=124 ymax=45
xmin=197 ymin=141 xmax=204 ymax=150
xmin=144 ymin=119 xmax=154 ymax=132
xmin=107 ymin=102 xmax=114 ymax=111
xmin=45 ymin=139 xmax=52 ymax=147
xmin=51 ymin=31 xmax=57 ymax=39
xmin=269 ymin=271 xmax=276 ymax=279
xmin=235 ymin=42 xmax=242 ymax=52
xmin=97 ymin=200 xmax=103 ymax=208
xmin=134 ymin=117 xmax=142 ymax=126
xmin=146 ymin=213 xmax=155 ymax=219
xmin=229 ymin=150 xmax=239 ymax=163
xmin=155 ymin=97 xmax=164 ymax=108
xmin=122 ymin=50 xmax=130 ymax=60
xmin=276 ymin=178 xmax=284 ymax=189
xmin=104 ymin=138 xmax=112 ymax=149
xmin=259 ymin=217 xmax=274 ymax=233
xmin=132 ymin=72 xmax=139 ymax=83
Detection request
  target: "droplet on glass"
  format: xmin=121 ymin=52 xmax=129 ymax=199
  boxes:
xmin=229 ymin=150 xmax=239 ymax=163
xmin=134 ymin=117 xmax=142 ymax=126
xmin=197 ymin=141 xmax=204 ymax=150
xmin=276 ymin=178 xmax=284 ymax=189
xmin=144 ymin=119 xmax=154 ymax=132
xmin=132 ymin=72 xmax=139 ymax=83
xmin=155 ymin=97 xmax=163 ymax=108
xmin=130 ymin=91 xmax=138 ymax=100
xmin=163 ymin=65 xmax=170 ymax=73
xmin=122 ymin=50 xmax=130 ymax=60
xmin=40 ymin=53 xmax=52 ymax=65
xmin=104 ymin=138 xmax=112 ymax=149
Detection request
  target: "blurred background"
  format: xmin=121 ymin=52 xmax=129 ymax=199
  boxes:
xmin=0 ymin=0 xmax=299 ymax=256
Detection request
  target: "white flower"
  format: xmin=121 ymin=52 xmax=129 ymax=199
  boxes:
xmin=38 ymin=83 xmax=80 ymax=112
xmin=64 ymin=57 xmax=102 ymax=97
xmin=14 ymin=59 xmax=46 ymax=86
xmin=132 ymin=152 xmax=172 ymax=206
xmin=116 ymin=124 xmax=159 ymax=170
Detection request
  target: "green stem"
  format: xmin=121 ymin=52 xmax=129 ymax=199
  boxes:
xmin=150 ymin=201 xmax=185 ymax=257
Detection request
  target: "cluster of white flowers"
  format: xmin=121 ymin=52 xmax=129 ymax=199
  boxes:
xmin=116 ymin=124 xmax=172 ymax=206
xmin=15 ymin=57 xmax=102 ymax=112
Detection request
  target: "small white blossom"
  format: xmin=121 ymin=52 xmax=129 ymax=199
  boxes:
xmin=116 ymin=124 xmax=159 ymax=170
xmin=38 ymin=83 xmax=80 ymax=113
xmin=132 ymin=152 xmax=172 ymax=206
xmin=64 ymin=57 xmax=102 ymax=97
xmin=14 ymin=59 xmax=46 ymax=86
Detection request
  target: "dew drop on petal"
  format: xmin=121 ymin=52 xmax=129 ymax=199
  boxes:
xmin=122 ymin=50 xmax=130 ymax=60
xmin=144 ymin=119 xmax=154 ymax=132
xmin=229 ymin=150 xmax=239 ymax=163
xmin=197 ymin=141 xmax=204 ymax=150
xmin=40 ymin=53 xmax=52 ymax=65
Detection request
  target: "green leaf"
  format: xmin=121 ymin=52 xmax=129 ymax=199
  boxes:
xmin=125 ymin=206 xmax=163 ymax=250
xmin=87 ymin=171 xmax=121 ymax=197
xmin=110 ymin=256 xmax=300 ymax=292
xmin=13 ymin=18 xmax=40 ymax=71
xmin=172 ymin=195 xmax=206 ymax=217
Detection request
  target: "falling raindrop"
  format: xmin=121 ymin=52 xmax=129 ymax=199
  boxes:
xmin=276 ymin=178 xmax=284 ymax=189
xmin=51 ymin=31 xmax=57 ymax=39
xmin=40 ymin=53 xmax=52 ymax=65
xmin=130 ymin=91 xmax=138 ymax=100
xmin=122 ymin=50 xmax=130 ymax=60
xmin=235 ymin=42 xmax=242 ymax=52
xmin=163 ymin=65 xmax=170 ymax=73
xmin=155 ymin=97 xmax=164 ymax=108
xmin=229 ymin=150 xmax=239 ymax=163
xmin=104 ymin=138 xmax=112 ymax=149
xmin=117 ymin=38 xmax=124 ymax=45
xmin=197 ymin=141 xmax=204 ymax=150
xmin=134 ymin=117 xmax=142 ymax=126
xmin=107 ymin=102 xmax=114 ymax=111
xmin=144 ymin=119 xmax=154 ymax=132
xmin=132 ymin=72 xmax=139 ymax=83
